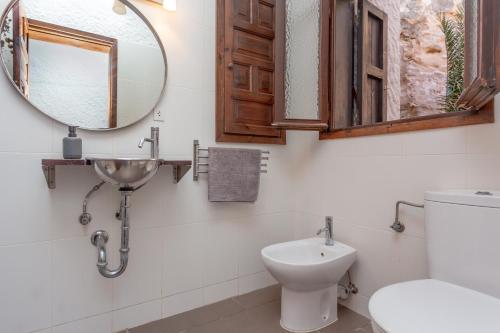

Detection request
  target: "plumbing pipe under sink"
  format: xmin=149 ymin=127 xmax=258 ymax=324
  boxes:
xmin=91 ymin=190 xmax=132 ymax=279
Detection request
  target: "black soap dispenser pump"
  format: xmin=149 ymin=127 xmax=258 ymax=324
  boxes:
xmin=63 ymin=126 xmax=82 ymax=159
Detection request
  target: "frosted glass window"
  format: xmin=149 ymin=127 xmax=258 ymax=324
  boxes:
xmin=285 ymin=0 xmax=321 ymax=120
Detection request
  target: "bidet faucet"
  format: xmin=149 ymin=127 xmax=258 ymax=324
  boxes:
xmin=138 ymin=127 xmax=159 ymax=159
xmin=317 ymin=216 xmax=334 ymax=246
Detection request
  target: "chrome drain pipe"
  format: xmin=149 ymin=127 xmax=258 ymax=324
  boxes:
xmin=91 ymin=191 xmax=132 ymax=278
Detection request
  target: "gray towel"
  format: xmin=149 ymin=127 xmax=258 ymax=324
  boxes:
xmin=208 ymin=147 xmax=262 ymax=202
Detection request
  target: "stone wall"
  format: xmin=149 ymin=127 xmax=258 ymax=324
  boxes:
xmin=400 ymin=0 xmax=463 ymax=118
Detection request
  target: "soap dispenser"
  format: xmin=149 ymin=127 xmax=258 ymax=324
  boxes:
xmin=63 ymin=126 xmax=82 ymax=159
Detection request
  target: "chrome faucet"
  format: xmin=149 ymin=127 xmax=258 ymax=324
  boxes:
xmin=317 ymin=216 xmax=334 ymax=246
xmin=138 ymin=127 xmax=160 ymax=159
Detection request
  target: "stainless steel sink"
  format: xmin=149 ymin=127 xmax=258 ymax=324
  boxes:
xmin=88 ymin=158 xmax=159 ymax=190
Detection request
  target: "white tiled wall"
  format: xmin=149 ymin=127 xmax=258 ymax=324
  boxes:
xmin=0 ymin=0 xmax=292 ymax=332
xmin=289 ymin=94 xmax=500 ymax=317
xmin=1 ymin=0 xmax=500 ymax=331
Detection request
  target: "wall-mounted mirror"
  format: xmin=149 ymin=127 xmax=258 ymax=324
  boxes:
xmin=0 ymin=0 xmax=167 ymax=130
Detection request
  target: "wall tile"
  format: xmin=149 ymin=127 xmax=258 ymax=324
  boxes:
xmin=237 ymin=213 xmax=294 ymax=277
xmin=162 ymin=224 xmax=204 ymax=297
xmin=204 ymin=279 xmax=238 ymax=305
xmin=465 ymin=123 xmax=500 ymax=155
xmin=339 ymin=294 xmax=371 ymax=319
xmin=0 ymin=154 xmax=52 ymax=246
xmin=201 ymin=221 xmax=239 ymax=286
xmin=400 ymin=154 xmax=467 ymax=197
xmin=0 ymin=242 xmax=51 ymax=333
xmin=339 ymin=226 xmax=401 ymax=297
xmin=465 ymin=95 xmax=500 ymax=155
xmin=157 ymin=86 xmax=203 ymax=157
xmin=112 ymin=228 xmax=163 ymax=309
xmin=112 ymin=300 xmax=162 ymax=332
xmin=0 ymin=78 xmax=52 ymax=154
xmin=321 ymin=134 xmax=403 ymax=157
xmin=51 ymin=122 xmax=114 ymax=156
xmin=238 ymin=272 xmax=277 ymax=295
xmin=33 ymin=329 xmax=52 ymax=333
xmin=401 ymin=127 xmax=467 ymax=155
xmin=465 ymin=154 xmax=500 ymax=189
xmin=52 ymin=237 xmax=112 ymax=325
xmin=162 ymin=289 xmax=204 ymax=319
xmin=111 ymin=120 xmax=154 ymax=158
xmin=163 ymin=0 xmax=205 ymax=91
xmin=52 ymin=314 xmax=111 ymax=333
xmin=397 ymin=235 xmax=429 ymax=282
xmin=49 ymin=166 xmax=115 ymax=241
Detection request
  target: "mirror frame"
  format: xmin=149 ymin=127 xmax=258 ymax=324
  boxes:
xmin=0 ymin=0 xmax=168 ymax=131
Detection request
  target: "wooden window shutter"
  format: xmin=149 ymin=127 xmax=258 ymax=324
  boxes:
xmin=458 ymin=0 xmax=499 ymax=111
xmin=216 ymin=0 xmax=286 ymax=144
xmin=356 ymin=0 xmax=387 ymax=126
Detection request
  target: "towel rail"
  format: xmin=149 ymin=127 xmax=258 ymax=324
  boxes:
xmin=193 ymin=140 xmax=270 ymax=181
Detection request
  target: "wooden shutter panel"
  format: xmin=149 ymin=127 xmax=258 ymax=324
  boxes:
xmin=458 ymin=0 xmax=499 ymax=111
xmin=216 ymin=0 xmax=286 ymax=144
xmin=357 ymin=0 xmax=387 ymax=126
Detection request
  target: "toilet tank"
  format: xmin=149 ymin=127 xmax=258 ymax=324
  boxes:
xmin=425 ymin=190 xmax=500 ymax=299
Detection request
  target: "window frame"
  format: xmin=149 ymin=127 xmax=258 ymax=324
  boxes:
xmin=320 ymin=0 xmax=497 ymax=141
xmin=25 ymin=19 xmax=119 ymax=128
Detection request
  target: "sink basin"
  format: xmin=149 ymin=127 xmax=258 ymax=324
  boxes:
xmin=88 ymin=158 xmax=159 ymax=190
xmin=262 ymin=238 xmax=357 ymax=332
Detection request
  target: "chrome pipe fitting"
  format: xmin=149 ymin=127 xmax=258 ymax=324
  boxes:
xmin=80 ymin=181 xmax=106 ymax=225
xmin=391 ymin=201 xmax=425 ymax=233
xmin=91 ymin=191 xmax=132 ymax=278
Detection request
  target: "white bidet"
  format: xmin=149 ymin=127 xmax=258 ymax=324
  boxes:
xmin=261 ymin=238 xmax=356 ymax=332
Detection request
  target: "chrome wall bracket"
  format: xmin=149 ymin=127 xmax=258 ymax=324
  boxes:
xmin=41 ymin=159 xmax=90 ymax=189
xmin=173 ymin=164 xmax=190 ymax=184
xmin=42 ymin=165 xmax=56 ymax=189
xmin=391 ymin=201 xmax=425 ymax=233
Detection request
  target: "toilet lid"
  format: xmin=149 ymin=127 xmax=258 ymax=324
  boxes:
xmin=369 ymin=279 xmax=500 ymax=333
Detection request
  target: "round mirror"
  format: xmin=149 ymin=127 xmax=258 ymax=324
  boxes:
xmin=0 ymin=0 xmax=167 ymax=130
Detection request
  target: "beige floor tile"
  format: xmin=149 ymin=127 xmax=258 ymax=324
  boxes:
xmin=125 ymin=287 xmax=369 ymax=333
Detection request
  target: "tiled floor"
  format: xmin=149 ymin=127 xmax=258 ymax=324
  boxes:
xmin=122 ymin=285 xmax=372 ymax=333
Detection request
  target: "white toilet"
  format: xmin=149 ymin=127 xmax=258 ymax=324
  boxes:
xmin=369 ymin=190 xmax=500 ymax=333
xmin=262 ymin=238 xmax=356 ymax=332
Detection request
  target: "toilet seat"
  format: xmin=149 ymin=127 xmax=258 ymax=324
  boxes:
xmin=369 ymin=279 xmax=500 ymax=333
